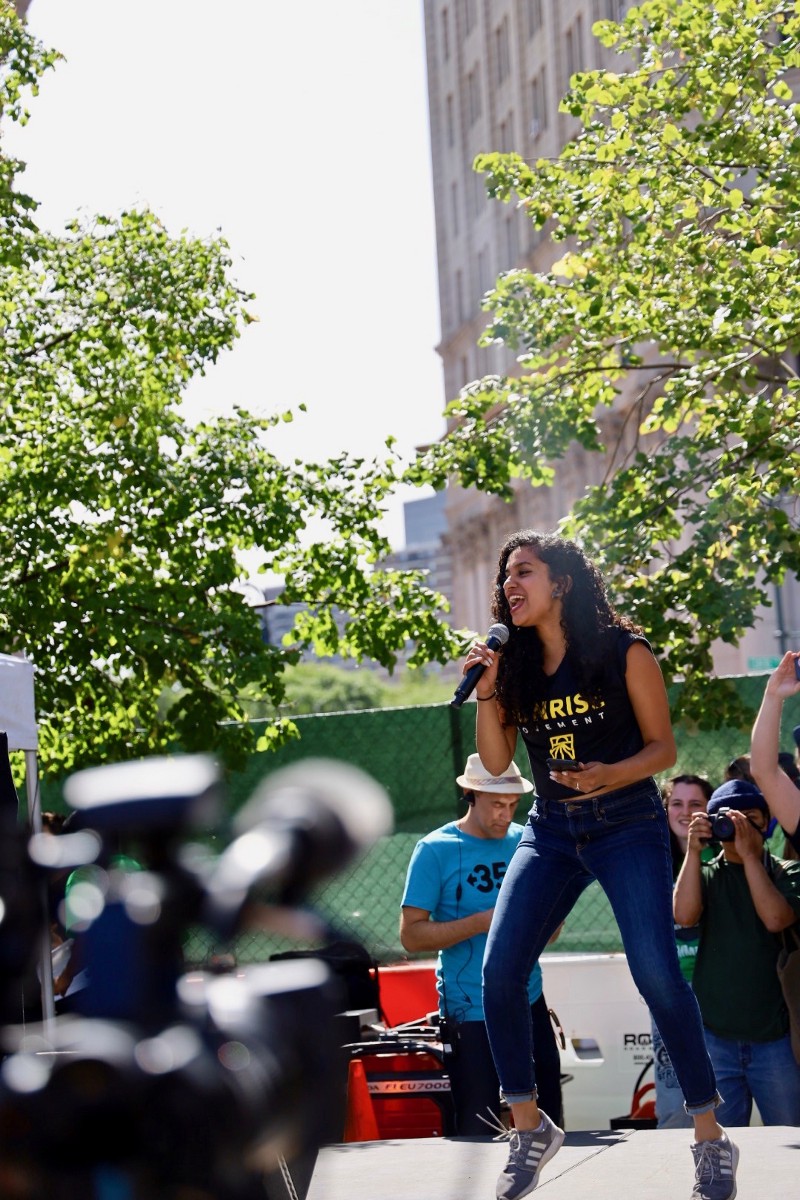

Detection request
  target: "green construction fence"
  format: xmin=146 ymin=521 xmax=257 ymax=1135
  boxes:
xmin=182 ymin=671 xmax=799 ymax=968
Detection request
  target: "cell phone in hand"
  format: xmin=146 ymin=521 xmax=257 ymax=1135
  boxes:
xmin=795 ymin=655 xmax=800 ymax=682
xmin=546 ymin=758 xmax=582 ymax=772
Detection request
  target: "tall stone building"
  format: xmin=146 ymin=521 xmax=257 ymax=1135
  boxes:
xmin=381 ymin=491 xmax=453 ymax=610
xmin=422 ymin=0 xmax=800 ymax=671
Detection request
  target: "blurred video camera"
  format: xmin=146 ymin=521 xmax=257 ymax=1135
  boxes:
xmin=0 ymin=754 xmax=391 ymax=1200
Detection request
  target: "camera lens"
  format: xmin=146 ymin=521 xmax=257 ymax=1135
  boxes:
xmin=710 ymin=812 xmax=736 ymax=842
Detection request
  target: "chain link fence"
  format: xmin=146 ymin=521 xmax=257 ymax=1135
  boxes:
xmin=181 ymin=672 xmax=799 ymax=969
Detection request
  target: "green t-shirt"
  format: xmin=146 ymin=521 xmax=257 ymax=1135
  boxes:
xmin=675 ymin=922 xmax=701 ymax=983
xmin=692 ymin=852 xmax=800 ymax=1042
xmin=674 ymin=844 xmax=718 ymax=983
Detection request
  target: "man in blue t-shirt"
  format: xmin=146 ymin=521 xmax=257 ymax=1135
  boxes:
xmin=400 ymin=754 xmax=562 ymax=1134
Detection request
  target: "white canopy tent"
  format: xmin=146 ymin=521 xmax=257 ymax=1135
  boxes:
xmin=0 ymin=653 xmax=38 ymax=761
xmin=0 ymin=653 xmax=54 ymax=1021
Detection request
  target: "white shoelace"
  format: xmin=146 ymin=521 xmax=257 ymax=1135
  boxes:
xmin=476 ymin=1108 xmax=549 ymax=1168
xmin=694 ymin=1140 xmax=733 ymax=1183
xmin=476 ymin=1108 xmax=515 ymax=1140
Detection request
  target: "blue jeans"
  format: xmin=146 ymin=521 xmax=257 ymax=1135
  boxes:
xmin=652 ymin=1015 xmax=692 ymax=1128
xmin=702 ymin=1027 xmax=800 ymax=1126
xmin=483 ymin=781 xmax=719 ymax=1114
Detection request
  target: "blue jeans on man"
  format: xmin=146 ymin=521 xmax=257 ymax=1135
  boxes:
xmin=702 ymin=1028 xmax=800 ymax=1126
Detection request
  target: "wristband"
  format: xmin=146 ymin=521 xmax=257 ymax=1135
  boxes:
xmin=476 ymin=691 xmax=496 ymax=701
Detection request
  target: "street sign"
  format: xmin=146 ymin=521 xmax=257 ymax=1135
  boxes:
xmin=747 ymin=656 xmax=781 ymax=672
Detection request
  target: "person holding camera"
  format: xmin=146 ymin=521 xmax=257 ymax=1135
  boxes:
xmin=749 ymin=650 xmax=800 ymax=856
xmin=673 ymin=777 xmax=800 ymax=1126
xmin=399 ymin=753 xmax=562 ymax=1136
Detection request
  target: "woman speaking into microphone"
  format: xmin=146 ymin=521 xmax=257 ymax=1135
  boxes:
xmin=462 ymin=530 xmax=735 ymax=1200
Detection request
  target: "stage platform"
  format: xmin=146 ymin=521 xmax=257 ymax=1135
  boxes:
xmin=307 ymin=1126 xmax=799 ymax=1199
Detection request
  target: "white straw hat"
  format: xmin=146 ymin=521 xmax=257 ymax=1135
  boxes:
xmin=456 ymin=753 xmax=533 ymax=794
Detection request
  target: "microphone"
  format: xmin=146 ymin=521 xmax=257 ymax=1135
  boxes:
xmin=450 ymin=623 xmax=509 ymax=708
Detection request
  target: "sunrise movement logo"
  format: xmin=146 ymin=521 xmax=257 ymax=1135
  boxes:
xmin=548 ymin=734 xmax=577 ymax=761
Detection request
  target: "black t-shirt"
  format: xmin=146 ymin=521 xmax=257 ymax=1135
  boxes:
xmin=518 ymin=628 xmax=651 ymax=800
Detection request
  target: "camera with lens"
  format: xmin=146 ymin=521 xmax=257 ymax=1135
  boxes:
xmin=0 ymin=753 xmax=391 ymax=1200
xmin=707 ymin=806 xmax=737 ymax=843
xmin=705 ymin=806 xmax=768 ymax=844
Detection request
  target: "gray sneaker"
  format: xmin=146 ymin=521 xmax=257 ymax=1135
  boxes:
xmin=495 ymin=1111 xmax=565 ymax=1200
xmin=691 ymin=1130 xmax=739 ymax=1200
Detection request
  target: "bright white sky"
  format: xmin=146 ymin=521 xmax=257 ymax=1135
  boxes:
xmin=7 ymin=0 xmax=446 ymax=549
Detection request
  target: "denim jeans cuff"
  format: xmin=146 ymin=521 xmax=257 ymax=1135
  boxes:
xmin=684 ymin=1091 xmax=722 ymax=1117
xmin=500 ymin=1089 xmax=537 ymax=1105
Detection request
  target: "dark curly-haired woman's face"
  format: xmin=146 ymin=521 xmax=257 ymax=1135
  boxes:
xmin=502 ymin=546 xmax=559 ymax=628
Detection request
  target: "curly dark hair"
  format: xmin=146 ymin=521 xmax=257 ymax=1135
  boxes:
xmin=490 ymin=530 xmax=642 ymax=727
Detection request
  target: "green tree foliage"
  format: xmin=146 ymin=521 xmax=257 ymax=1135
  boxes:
xmin=259 ymin=663 xmax=387 ymax=717
xmin=0 ymin=5 xmax=464 ymax=775
xmin=238 ymin=661 xmax=456 ymax=718
xmin=408 ymin=0 xmax=800 ymax=727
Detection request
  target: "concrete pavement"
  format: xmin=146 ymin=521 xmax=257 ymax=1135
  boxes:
xmin=307 ymin=1126 xmax=799 ymax=1199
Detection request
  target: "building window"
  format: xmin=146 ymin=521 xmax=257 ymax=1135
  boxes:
xmin=603 ymin=0 xmax=629 ymax=19
xmin=446 ymin=92 xmax=455 ymax=147
xmin=460 ymin=354 xmax=470 ymax=386
xmin=441 ymin=6 xmax=450 ymax=61
xmin=477 ymin=245 xmax=491 ymax=300
xmin=498 ymin=110 xmax=515 ymax=153
xmin=462 ymin=0 xmax=477 ymax=37
xmin=451 ymin=181 xmax=459 ymax=237
xmin=530 ymin=67 xmax=548 ymax=140
xmin=456 ymin=269 xmax=465 ymax=324
xmin=467 ymin=64 xmax=482 ymax=125
xmin=528 ymin=221 xmax=544 ymax=253
xmin=495 ymin=16 xmax=511 ymax=85
xmin=505 ymin=213 xmax=519 ymax=267
xmin=566 ymin=16 xmax=584 ymax=81
xmin=527 ymin=0 xmax=543 ymax=39
xmin=471 ymin=169 xmax=484 ymax=219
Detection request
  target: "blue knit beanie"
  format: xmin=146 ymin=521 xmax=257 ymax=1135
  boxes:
xmin=707 ymin=778 xmax=768 ymax=817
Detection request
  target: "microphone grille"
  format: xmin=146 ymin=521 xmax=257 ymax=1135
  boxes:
xmin=487 ymin=623 xmax=509 ymax=646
